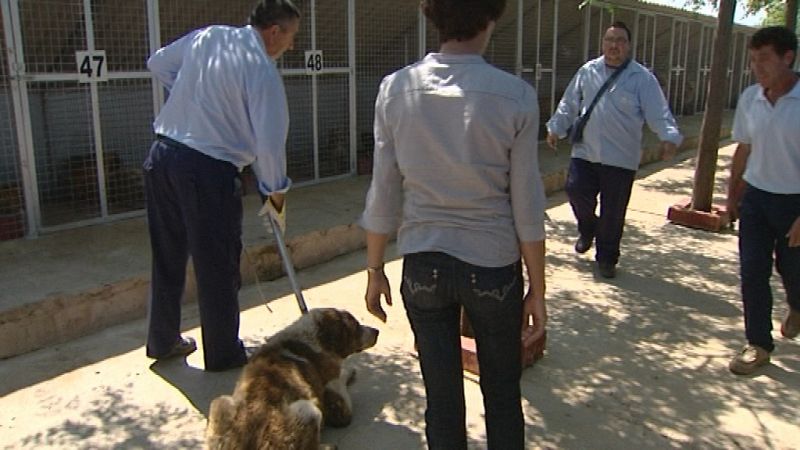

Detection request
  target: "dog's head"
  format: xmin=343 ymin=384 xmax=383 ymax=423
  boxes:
xmin=310 ymin=308 xmax=379 ymax=358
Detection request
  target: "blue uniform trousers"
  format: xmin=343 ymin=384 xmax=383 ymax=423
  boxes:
xmin=565 ymin=157 xmax=636 ymax=265
xmin=143 ymin=136 xmax=247 ymax=371
xmin=738 ymin=184 xmax=800 ymax=352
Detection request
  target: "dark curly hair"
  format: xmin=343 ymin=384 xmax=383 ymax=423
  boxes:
xmin=423 ymin=0 xmax=507 ymax=42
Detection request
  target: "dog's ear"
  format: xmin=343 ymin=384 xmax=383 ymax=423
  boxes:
xmin=315 ymin=309 xmax=361 ymax=357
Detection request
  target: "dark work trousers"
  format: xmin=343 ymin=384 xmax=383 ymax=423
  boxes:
xmin=401 ymin=252 xmax=524 ymax=450
xmin=565 ymin=157 xmax=636 ymax=266
xmin=738 ymin=184 xmax=800 ymax=352
xmin=143 ymin=137 xmax=247 ymax=371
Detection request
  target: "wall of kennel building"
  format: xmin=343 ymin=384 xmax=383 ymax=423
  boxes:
xmin=0 ymin=0 xmax=756 ymax=241
xmin=0 ymin=0 xmax=356 ymax=240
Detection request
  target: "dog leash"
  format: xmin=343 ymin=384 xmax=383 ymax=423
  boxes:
xmin=242 ymin=246 xmax=273 ymax=313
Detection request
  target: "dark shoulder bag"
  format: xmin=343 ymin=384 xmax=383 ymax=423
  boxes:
xmin=569 ymin=58 xmax=632 ymax=144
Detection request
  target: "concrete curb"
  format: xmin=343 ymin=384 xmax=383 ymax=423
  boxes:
xmin=0 ymin=223 xmax=366 ymax=359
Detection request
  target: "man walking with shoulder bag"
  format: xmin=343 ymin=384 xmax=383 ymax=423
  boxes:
xmin=546 ymin=21 xmax=682 ymax=279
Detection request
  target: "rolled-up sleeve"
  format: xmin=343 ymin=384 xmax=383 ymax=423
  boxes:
xmin=511 ymin=87 xmax=546 ymax=243
xmin=641 ymin=73 xmax=683 ymax=146
xmin=359 ymin=81 xmax=403 ymax=234
xmin=248 ymin=65 xmax=292 ymax=196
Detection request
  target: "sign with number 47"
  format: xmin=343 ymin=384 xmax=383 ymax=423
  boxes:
xmin=75 ymin=50 xmax=107 ymax=83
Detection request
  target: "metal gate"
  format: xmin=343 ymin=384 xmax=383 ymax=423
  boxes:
xmin=667 ymin=19 xmax=690 ymax=115
xmin=584 ymin=3 xmax=614 ymax=61
xmin=633 ymin=12 xmax=656 ymax=70
xmin=521 ymin=0 xmax=559 ymax=130
xmin=1 ymin=0 xmax=354 ymax=237
xmin=694 ymin=24 xmax=714 ymax=114
xmin=2 ymin=0 xmax=153 ymax=235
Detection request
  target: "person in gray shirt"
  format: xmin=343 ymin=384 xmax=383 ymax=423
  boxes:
xmin=359 ymin=0 xmax=546 ymax=448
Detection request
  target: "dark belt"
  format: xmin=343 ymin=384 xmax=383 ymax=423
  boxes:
xmin=155 ymin=134 xmax=238 ymax=172
xmin=156 ymin=134 xmax=192 ymax=151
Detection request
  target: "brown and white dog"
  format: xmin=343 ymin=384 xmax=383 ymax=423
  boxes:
xmin=205 ymin=308 xmax=379 ymax=450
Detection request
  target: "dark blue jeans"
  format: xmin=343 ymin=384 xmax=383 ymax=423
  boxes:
xmin=738 ymin=184 xmax=800 ymax=352
xmin=401 ymin=252 xmax=524 ymax=450
xmin=143 ymin=137 xmax=247 ymax=371
xmin=565 ymin=157 xmax=636 ymax=265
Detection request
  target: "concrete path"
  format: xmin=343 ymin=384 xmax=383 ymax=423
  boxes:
xmin=1 ymin=143 xmax=798 ymax=449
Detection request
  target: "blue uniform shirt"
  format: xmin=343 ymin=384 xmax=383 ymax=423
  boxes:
xmin=148 ymin=25 xmax=291 ymax=195
xmin=547 ymin=56 xmax=683 ymax=170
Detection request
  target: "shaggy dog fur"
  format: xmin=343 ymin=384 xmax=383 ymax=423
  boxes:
xmin=205 ymin=308 xmax=379 ymax=450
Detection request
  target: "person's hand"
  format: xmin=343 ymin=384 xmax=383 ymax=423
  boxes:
xmin=365 ymin=268 xmax=392 ymax=322
xmin=258 ymin=196 xmax=285 ymax=235
xmin=787 ymin=216 xmax=800 ymax=247
xmin=660 ymin=141 xmax=677 ymax=161
xmin=546 ymin=132 xmax=560 ymax=151
xmin=521 ymin=290 xmax=546 ymax=350
xmin=726 ymin=183 xmax=744 ymax=222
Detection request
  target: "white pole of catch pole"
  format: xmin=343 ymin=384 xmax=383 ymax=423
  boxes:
xmin=267 ymin=213 xmax=309 ymax=315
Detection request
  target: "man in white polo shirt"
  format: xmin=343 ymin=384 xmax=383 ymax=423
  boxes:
xmin=726 ymin=26 xmax=800 ymax=375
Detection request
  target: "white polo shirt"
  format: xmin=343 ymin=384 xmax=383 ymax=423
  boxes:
xmin=732 ymin=79 xmax=800 ymax=194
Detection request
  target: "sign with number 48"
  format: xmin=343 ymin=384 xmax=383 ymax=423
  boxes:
xmin=304 ymin=50 xmax=323 ymax=74
xmin=75 ymin=50 xmax=107 ymax=83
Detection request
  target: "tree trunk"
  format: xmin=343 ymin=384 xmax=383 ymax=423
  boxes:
xmin=691 ymin=0 xmax=736 ymax=212
xmin=787 ymin=0 xmax=798 ymax=33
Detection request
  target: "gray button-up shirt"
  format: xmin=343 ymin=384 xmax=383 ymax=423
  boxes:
xmin=360 ymin=53 xmax=546 ymax=268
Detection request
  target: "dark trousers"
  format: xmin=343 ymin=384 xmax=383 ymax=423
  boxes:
xmin=143 ymin=137 xmax=246 ymax=371
xmin=565 ymin=157 xmax=636 ymax=265
xmin=401 ymin=252 xmax=524 ymax=450
xmin=738 ymin=184 xmax=800 ymax=352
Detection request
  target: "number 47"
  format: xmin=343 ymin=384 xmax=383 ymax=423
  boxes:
xmin=80 ymin=55 xmax=105 ymax=78
xmin=75 ymin=50 xmax=107 ymax=83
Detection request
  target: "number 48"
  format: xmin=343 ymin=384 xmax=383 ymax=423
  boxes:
xmin=305 ymin=51 xmax=323 ymax=72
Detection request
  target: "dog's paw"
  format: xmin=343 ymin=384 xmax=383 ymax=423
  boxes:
xmin=322 ymin=387 xmax=353 ymax=428
xmin=342 ymin=366 xmax=357 ymax=386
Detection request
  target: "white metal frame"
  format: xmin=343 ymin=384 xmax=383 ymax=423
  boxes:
xmin=694 ymin=24 xmax=714 ymax=114
xmin=667 ymin=18 xmax=690 ymax=115
xmin=4 ymin=0 xmax=154 ymax=235
xmin=633 ymin=11 xmax=657 ymax=69
xmin=519 ymin=0 xmax=560 ymax=116
xmin=738 ymin=33 xmax=752 ymax=95
xmin=2 ymin=0 xmax=38 ymax=237
xmin=727 ymin=31 xmax=741 ymax=107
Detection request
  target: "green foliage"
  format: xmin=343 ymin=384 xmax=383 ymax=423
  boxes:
xmin=762 ymin=1 xmax=800 ymax=27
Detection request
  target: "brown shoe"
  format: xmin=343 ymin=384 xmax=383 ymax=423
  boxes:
xmin=728 ymin=345 xmax=770 ymax=375
xmin=781 ymin=309 xmax=800 ymax=339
